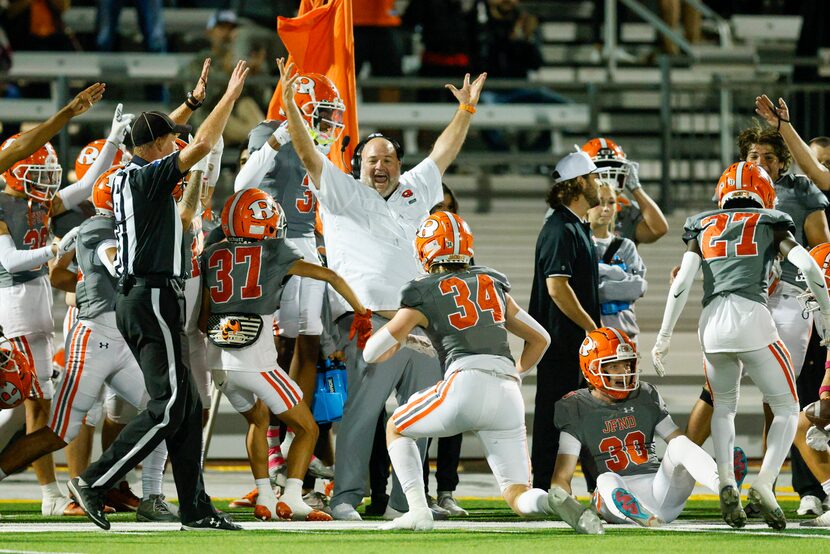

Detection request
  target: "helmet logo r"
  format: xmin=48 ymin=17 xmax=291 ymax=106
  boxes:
xmin=248 ymin=199 xmax=276 ymax=221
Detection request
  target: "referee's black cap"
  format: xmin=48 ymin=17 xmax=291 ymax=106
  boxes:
xmin=131 ymin=111 xmax=192 ymax=147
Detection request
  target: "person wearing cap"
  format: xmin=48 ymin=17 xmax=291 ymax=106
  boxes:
xmin=68 ymin=61 xmax=251 ymax=532
xmin=528 ymin=150 xmax=602 ymax=491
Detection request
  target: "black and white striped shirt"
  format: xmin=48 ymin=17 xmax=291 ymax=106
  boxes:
xmin=113 ymin=153 xmax=188 ymax=278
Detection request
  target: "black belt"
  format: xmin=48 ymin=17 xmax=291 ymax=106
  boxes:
xmin=119 ymin=274 xmax=184 ymax=292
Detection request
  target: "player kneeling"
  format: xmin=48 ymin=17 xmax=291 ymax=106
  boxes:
xmin=550 ymin=327 xmax=747 ymax=530
xmin=362 ymin=212 xmax=589 ymax=532
xmin=199 ymin=189 xmax=369 ymax=522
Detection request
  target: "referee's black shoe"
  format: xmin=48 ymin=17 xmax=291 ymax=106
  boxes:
xmin=181 ymin=512 xmax=242 ymax=531
xmin=68 ymin=477 xmax=110 ymax=530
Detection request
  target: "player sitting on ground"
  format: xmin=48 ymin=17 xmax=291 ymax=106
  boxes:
xmin=653 ymin=162 xmax=830 ymax=530
xmin=550 ymin=327 xmax=748 ymax=530
xmin=362 ymin=211 xmax=581 ymax=532
xmin=199 ymin=188 xmax=370 ymax=522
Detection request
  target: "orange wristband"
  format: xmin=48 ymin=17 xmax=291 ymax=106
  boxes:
xmin=459 ymin=103 xmax=476 ymax=114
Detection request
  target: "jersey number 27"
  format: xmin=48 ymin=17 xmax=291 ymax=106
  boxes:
xmin=439 ymin=274 xmax=504 ymax=331
xmin=700 ymin=211 xmax=760 ymax=260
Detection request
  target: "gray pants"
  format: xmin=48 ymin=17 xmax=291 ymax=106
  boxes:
xmin=332 ymin=313 xmax=442 ymax=511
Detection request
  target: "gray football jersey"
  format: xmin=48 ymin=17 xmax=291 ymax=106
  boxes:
xmin=202 ymin=238 xmax=302 ymax=315
xmin=399 ymin=267 xmax=514 ymax=368
xmin=0 ymin=192 xmax=51 ymax=287
xmin=248 ymin=123 xmax=315 ymax=238
xmin=684 ymin=208 xmax=794 ymax=307
xmin=775 ymin=174 xmax=829 ymax=289
xmin=75 ymin=215 xmax=118 ymax=320
xmin=554 ymin=383 xmax=670 ymax=477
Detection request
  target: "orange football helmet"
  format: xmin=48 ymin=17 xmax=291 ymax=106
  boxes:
xmin=92 ymin=165 xmax=122 ymax=215
xmin=415 ymin=211 xmax=474 ymax=271
xmin=715 ymin=161 xmax=775 ymax=209
xmin=0 ymin=335 xmax=34 ymax=409
xmin=581 ymin=138 xmax=631 ymax=192
xmin=74 ymin=139 xmax=127 ymax=181
xmin=291 ymin=73 xmax=345 ymax=147
xmin=1 ymin=135 xmax=62 ymax=202
xmin=221 ymin=188 xmax=285 ymax=241
xmin=578 ymin=327 xmax=640 ymax=400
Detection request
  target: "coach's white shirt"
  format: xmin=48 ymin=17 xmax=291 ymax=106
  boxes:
xmin=309 ymin=152 xmax=443 ymax=311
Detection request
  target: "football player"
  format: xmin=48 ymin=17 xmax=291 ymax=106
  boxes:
xmin=199 ymin=188 xmax=369 ymax=522
xmin=0 ymin=174 xmax=175 ymax=521
xmin=581 ymin=137 xmax=668 ymax=244
xmin=653 ymin=162 xmax=830 ymax=529
xmin=0 ymin=93 xmax=135 ymax=516
xmin=362 ymin=212 xmax=576 ymax=532
xmin=551 ymin=327 xmax=747 ymax=529
xmin=232 ymin=73 xmax=344 ymax=492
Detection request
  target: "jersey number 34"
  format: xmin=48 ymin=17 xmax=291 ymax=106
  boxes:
xmin=439 ymin=274 xmax=504 ymax=331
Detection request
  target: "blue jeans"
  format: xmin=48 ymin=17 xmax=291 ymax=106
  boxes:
xmin=96 ymin=0 xmax=167 ymax=53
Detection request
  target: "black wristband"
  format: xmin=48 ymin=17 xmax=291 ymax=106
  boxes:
xmin=777 ymin=117 xmax=790 ymax=131
xmin=185 ymin=91 xmax=203 ymax=111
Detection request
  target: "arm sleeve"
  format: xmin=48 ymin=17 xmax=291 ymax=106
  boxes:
xmin=0 ymin=234 xmax=54 ymax=272
xmin=144 ymin=151 xmax=185 ymax=200
xmin=57 ymin=141 xmax=119 ymax=210
xmin=539 ymin=223 xmax=576 ymax=278
xmin=234 ymin=141 xmax=276 ymax=192
xmin=557 ymin=431 xmax=582 ymax=457
xmin=658 ymin=251 xmax=700 ymax=336
xmin=307 ymin=152 xmax=361 ymax=214
xmin=95 ymin=239 xmax=118 ymax=277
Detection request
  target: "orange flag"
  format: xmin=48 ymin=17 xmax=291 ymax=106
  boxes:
xmin=267 ymin=0 xmax=358 ymax=173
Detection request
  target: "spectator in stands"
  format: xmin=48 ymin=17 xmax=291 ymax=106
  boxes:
xmin=658 ymin=0 xmax=701 ymax=56
xmin=529 ymin=151 xmax=601 ymax=491
xmin=470 ymin=0 xmax=567 ymax=151
xmin=354 ymin=0 xmax=403 ymax=103
xmin=588 ymin=182 xmax=647 ymax=344
xmin=2 ymin=0 xmax=77 ymax=51
xmin=187 ymin=10 xmax=265 ymax=146
xmin=95 ymin=0 xmax=166 ymax=53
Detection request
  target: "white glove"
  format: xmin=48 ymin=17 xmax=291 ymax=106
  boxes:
xmin=57 ymin=226 xmax=80 ymax=257
xmin=106 ymin=103 xmax=135 ymax=145
xmin=651 ymin=333 xmax=671 ymax=377
xmin=625 ymin=161 xmax=642 ymax=193
xmin=806 ymin=425 xmax=830 ymax=452
xmin=403 ymin=334 xmax=437 ymax=358
xmin=273 ymin=120 xmax=291 ymax=146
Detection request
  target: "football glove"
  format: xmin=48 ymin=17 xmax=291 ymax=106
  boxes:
xmin=625 ymin=161 xmax=642 ymax=193
xmin=106 ymin=103 xmax=134 ymax=145
xmin=350 ymin=309 xmax=373 ymax=350
xmin=57 ymin=226 xmax=80 ymax=257
xmin=651 ymin=332 xmax=671 ymax=377
xmin=806 ymin=425 xmax=830 ymax=452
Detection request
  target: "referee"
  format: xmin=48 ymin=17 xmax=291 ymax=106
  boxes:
xmin=69 ymin=61 xmax=250 ymax=531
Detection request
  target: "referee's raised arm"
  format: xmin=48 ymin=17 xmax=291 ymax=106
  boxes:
xmin=179 ymin=60 xmax=250 ymax=173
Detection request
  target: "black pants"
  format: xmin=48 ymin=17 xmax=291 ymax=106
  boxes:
xmin=532 ymin=346 xmax=585 ymax=490
xmin=369 ymin=410 xmax=391 ymax=504
xmin=792 ymin=329 xmax=826 ymax=499
xmin=81 ymin=283 xmax=213 ymax=522
xmin=423 ymin=434 xmax=463 ymax=493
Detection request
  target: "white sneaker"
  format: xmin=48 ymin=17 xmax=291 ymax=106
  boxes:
xmin=823 ymin=496 xmax=830 ymax=511
xmin=382 ymin=505 xmax=405 ymax=520
xmin=378 ymin=507 xmax=434 ymax=531
xmin=801 ymin=509 xmax=830 ymax=527
xmin=41 ymin=495 xmax=74 ymax=516
xmin=327 ymin=503 xmax=362 ymax=521
xmin=797 ymin=495 xmax=824 ymax=516
xmin=308 ymin=457 xmax=335 ymax=480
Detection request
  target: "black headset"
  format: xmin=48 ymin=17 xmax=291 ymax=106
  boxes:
xmin=350 ymin=133 xmax=404 ymax=178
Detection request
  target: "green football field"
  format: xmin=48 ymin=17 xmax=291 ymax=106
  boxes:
xmin=1 ymin=498 xmax=829 ymax=553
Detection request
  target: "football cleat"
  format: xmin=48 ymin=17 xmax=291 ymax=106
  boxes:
xmin=136 ymin=494 xmax=179 ymax=522
xmin=302 ymin=491 xmax=330 ymax=511
xmin=254 ymin=496 xmax=278 ymax=521
xmin=106 ymin=480 xmax=140 ymax=512
xmin=611 ymin=488 xmax=663 ymax=527
xmin=229 ymin=488 xmax=258 ymax=509
xmin=748 ymin=484 xmax=786 ymax=530
xmin=733 ymin=447 xmax=748 ymax=490
xmin=181 ymin=513 xmax=242 ymax=531
xmin=436 ymin=493 xmax=468 ymax=517
xmin=719 ymin=485 xmax=747 ymax=528
xmin=276 ymin=498 xmax=332 ymax=521
xmin=378 ymin=507 xmax=434 ymax=531
xmin=548 ymin=485 xmax=604 ymax=534
xmin=308 ymin=456 xmax=335 ymax=480
xmin=800 ymin=509 xmax=830 ymax=527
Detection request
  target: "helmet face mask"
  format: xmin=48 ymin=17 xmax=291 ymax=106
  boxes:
xmin=594 ymin=159 xmax=631 ymax=192
xmin=579 ymin=327 xmax=640 ymax=400
xmin=292 ymin=74 xmax=346 ymax=147
xmin=12 ymin=157 xmax=62 ymax=202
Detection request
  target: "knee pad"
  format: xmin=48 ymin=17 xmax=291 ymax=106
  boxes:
xmin=699 ymin=386 xmax=713 ymax=407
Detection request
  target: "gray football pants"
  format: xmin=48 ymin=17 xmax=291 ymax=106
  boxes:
xmin=331 ymin=313 xmax=442 ymax=511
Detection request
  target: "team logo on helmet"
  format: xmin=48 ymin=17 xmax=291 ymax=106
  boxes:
xmin=579 ymin=336 xmax=596 ymax=358
xmin=248 ymin=199 xmax=276 ymax=221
